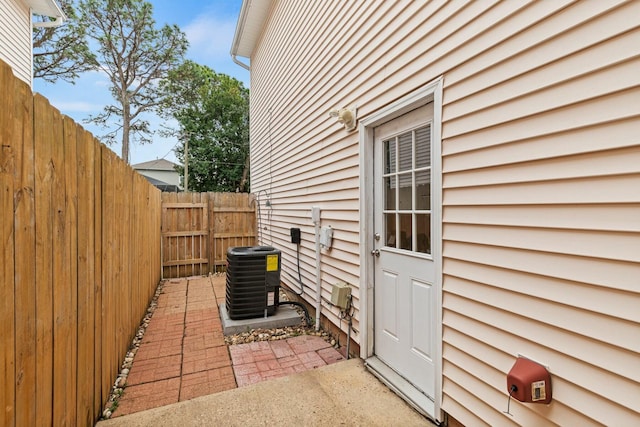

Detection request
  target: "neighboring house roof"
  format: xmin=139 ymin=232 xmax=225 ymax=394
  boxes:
xmin=132 ymin=159 xmax=178 ymax=171
xmin=133 ymin=159 xmax=181 ymax=189
xmin=230 ymin=0 xmax=273 ymax=59
xmin=141 ymin=175 xmax=179 ymax=192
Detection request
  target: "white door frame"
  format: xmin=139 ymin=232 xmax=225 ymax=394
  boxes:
xmin=358 ymin=77 xmax=443 ymax=420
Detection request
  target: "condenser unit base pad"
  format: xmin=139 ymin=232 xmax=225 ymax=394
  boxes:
xmin=219 ymin=303 xmax=302 ymax=335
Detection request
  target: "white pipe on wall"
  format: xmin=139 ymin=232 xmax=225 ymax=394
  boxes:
xmin=314 ymin=221 xmax=322 ymax=330
xmin=231 ymin=54 xmax=250 ymax=71
xmin=312 ymin=207 xmax=322 ymax=330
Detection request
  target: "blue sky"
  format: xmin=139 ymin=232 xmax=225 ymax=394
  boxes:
xmin=34 ymin=0 xmax=248 ymax=165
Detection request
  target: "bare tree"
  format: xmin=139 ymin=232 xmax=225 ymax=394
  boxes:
xmin=79 ymin=0 xmax=188 ymax=163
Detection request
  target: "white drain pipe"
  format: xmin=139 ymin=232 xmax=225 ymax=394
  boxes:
xmin=312 ymin=207 xmax=322 ymax=330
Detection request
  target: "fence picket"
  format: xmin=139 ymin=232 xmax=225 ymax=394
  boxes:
xmin=11 ymin=68 xmax=36 ymax=427
xmin=76 ymin=127 xmax=96 ymax=425
xmin=93 ymin=143 xmax=104 ymax=420
xmin=0 ymin=60 xmax=16 ymax=427
xmin=34 ymin=94 xmax=54 ymax=426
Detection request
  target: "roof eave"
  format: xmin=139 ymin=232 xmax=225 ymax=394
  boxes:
xmin=230 ymin=0 xmax=273 ymax=61
xmin=27 ymin=0 xmax=66 ymax=20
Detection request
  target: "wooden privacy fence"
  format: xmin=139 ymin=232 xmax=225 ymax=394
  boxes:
xmin=161 ymin=192 xmax=257 ymax=278
xmin=0 ymin=60 xmax=162 ymax=427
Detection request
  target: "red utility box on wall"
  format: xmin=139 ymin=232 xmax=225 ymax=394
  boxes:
xmin=507 ymin=357 xmax=552 ymax=404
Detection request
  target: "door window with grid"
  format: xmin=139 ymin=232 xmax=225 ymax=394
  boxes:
xmin=382 ymin=124 xmax=432 ymax=254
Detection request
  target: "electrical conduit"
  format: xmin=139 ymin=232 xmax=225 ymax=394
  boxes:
xmin=314 ymin=216 xmax=322 ymax=331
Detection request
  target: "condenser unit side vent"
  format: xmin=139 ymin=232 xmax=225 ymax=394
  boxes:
xmin=226 ymin=246 xmax=281 ymax=320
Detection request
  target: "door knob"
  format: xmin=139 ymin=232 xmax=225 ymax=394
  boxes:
xmin=371 ymin=249 xmax=380 ymax=257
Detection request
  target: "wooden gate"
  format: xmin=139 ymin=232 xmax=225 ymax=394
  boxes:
xmin=161 ymin=192 xmax=257 ymax=278
xmin=161 ymin=200 xmax=209 ymax=278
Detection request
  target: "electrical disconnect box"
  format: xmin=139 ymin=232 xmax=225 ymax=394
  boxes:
xmin=331 ymin=282 xmax=351 ymax=309
xmin=290 ymin=227 xmax=301 ymax=244
xmin=311 ymin=206 xmax=321 ymax=223
xmin=320 ymin=225 xmax=333 ymax=249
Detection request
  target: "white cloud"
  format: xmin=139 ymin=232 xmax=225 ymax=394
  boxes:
xmin=49 ymin=100 xmax=103 ymax=113
xmin=184 ymin=13 xmax=237 ymax=61
xmin=93 ymin=77 xmax=111 ymax=88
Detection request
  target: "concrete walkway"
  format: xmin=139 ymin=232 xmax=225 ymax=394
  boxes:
xmin=98 ymin=275 xmax=431 ymax=426
xmin=97 ymin=358 xmax=430 ymax=427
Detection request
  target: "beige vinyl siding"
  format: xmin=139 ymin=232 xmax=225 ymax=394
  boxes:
xmin=248 ymin=0 xmax=640 ymax=424
xmin=250 ymin=1 xmax=372 ymax=336
xmin=0 ymin=0 xmax=32 ymax=86
xmin=437 ymin=0 xmax=640 ymax=424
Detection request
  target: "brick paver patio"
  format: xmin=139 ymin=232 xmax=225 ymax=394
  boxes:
xmin=229 ymin=335 xmax=345 ymax=387
xmin=112 ymin=275 xmax=344 ymax=417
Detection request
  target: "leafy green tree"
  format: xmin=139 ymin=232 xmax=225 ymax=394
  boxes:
xmin=161 ymin=61 xmax=250 ymax=192
xmin=33 ymin=0 xmax=97 ymax=83
xmin=79 ymin=0 xmax=188 ymax=163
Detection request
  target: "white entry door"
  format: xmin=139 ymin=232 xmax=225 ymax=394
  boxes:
xmin=373 ymin=103 xmax=436 ymax=400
